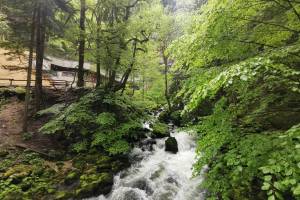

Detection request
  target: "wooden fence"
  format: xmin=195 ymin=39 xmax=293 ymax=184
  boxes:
xmin=0 ymin=78 xmax=96 ymax=90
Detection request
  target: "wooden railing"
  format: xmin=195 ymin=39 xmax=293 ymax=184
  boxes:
xmin=0 ymin=78 xmax=96 ymax=90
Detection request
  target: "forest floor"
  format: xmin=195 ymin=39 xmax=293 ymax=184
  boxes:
xmin=0 ymin=97 xmax=60 ymax=153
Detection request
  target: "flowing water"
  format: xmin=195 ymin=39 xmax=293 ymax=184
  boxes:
xmin=89 ymin=124 xmax=206 ymax=200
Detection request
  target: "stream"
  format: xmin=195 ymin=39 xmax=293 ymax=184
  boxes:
xmin=89 ymin=123 xmax=206 ymax=200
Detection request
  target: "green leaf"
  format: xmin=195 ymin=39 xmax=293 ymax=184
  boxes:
xmin=293 ymin=185 xmax=300 ymax=195
xmin=264 ymin=175 xmax=272 ymax=182
xmin=262 ymin=183 xmax=271 ymax=190
xmin=268 ymin=195 xmax=275 ymax=200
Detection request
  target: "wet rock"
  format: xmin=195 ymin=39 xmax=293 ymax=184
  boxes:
xmin=75 ymin=172 xmax=113 ymax=198
xmin=64 ymin=170 xmax=80 ymax=185
xmin=158 ymin=110 xmax=170 ymax=123
xmin=122 ymin=190 xmax=145 ymax=200
xmin=166 ymin=176 xmax=179 ymax=186
xmin=130 ymin=178 xmax=154 ymax=195
xmin=165 ymin=137 xmax=178 ymax=154
xmin=140 ymin=138 xmax=157 ymax=151
xmin=54 ymin=191 xmax=73 ymax=200
xmin=0 ymin=150 xmax=9 ymax=158
xmin=169 ymin=111 xmax=182 ymax=126
xmin=151 ymin=122 xmax=170 ymax=138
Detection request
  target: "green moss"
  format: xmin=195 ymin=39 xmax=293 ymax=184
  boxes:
xmin=75 ymin=172 xmax=113 ymax=198
xmin=151 ymin=122 xmax=170 ymax=138
xmin=3 ymin=164 xmax=32 ymax=179
xmin=54 ymin=191 xmax=73 ymax=200
xmin=0 ymin=150 xmax=8 ymax=158
xmin=64 ymin=170 xmax=80 ymax=185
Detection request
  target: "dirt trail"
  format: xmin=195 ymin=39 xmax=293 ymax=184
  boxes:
xmin=0 ymin=100 xmax=24 ymax=148
xmin=0 ymin=99 xmax=56 ymax=151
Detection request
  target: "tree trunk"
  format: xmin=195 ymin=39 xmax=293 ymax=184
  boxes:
xmin=118 ymin=41 xmax=137 ymax=93
xmin=77 ymin=0 xmax=86 ymax=87
xmin=96 ymin=21 xmax=101 ymax=87
xmin=35 ymin=4 xmax=46 ymax=111
xmin=163 ymin=54 xmax=171 ymax=112
xmin=23 ymin=8 xmax=36 ymax=132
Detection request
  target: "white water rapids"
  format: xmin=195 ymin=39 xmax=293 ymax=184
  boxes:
xmin=89 ymin=124 xmax=206 ymax=200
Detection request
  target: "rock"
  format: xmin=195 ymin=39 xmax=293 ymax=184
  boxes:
xmin=151 ymin=122 xmax=170 ymax=138
xmin=140 ymin=138 xmax=157 ymax=151
xmin=130 ymin=178 xmax=154 ymax=195
xmin=170 ymin=111 xmax=182 ymax=126
xmin=3 ymin=164 xmax=32 ymax=179
xmin=165 ymin=137 xmax=178 ymax=154
xmin=54 ymin=191 xmax=73 ymax=200
xmin=158 ymin=110 xmax=170 ymax=123
xmin=75 ymin=172 xmax=113 ymax=198
xmin=64 ymin=170 xmax=80 ymax=185
xmin=0 ymin=150 xmax=9 ymax=158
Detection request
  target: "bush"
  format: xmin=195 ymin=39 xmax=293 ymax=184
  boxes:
xmin=40 ymin=90 xmax=145 ymax=155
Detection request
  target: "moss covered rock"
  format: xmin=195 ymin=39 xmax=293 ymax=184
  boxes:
xmin=0 ymin=150 xmax=8 ymax=158
xmin=151 ymin=122 xmax=170 ymax=138
xmin=75 ymin=172 xmax=113 ymax=198
xmin=54 ymin=191 xmax=73 ymax=200
xmin=64 ymin=170 xmax=80 ymax=185
xmin=165 ymin=137 xmax=178 ymax=154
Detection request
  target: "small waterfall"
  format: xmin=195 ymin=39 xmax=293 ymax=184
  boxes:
xmin=89 ymin=126 xmax=206 ymax=200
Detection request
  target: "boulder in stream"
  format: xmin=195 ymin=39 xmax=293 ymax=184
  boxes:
xmin=165 ymin=137 xmax=178 ymax=154
xmin=151 ymin=122 xmax=170 ymax=138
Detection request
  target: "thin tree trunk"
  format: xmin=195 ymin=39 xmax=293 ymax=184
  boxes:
xmin=163 ymin=54 xmax=171 ymax=112
xmin=35 ymin=4 xmax=46 ymax=111
xmin=142 ymin=75 xmax=145 ymax=100
xmin=119 ymin=41 xmax=137 ymax=93
xmin=23 ymin=8 xmax=36 ymax=132
xmin=77 ymin=0 xmax=86 ymax=87
xmin=96 ymin=22 xmax=101 ymax=87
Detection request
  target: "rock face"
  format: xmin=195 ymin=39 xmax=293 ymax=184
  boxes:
xmin=165 ymin=137 xmax=178 ymax=154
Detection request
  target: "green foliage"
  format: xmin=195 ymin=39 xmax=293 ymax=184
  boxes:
xmin=36 ymin=104 xmax=65 ymax=118
xmin=22 ymin=132 xmax=33 ymax=141
xmin=0 ymin=13 xmax=10 ymax=41
xmin=259 ymin=125 xmax=300 ymax=200
xmin=168 ymin=1 xmax=300 ymax=199
xmin=95 ymin=112 xmax=116 ymax=128
xmin=151 ymin=122 xmax=170 ymax=138
xmin=40 ymin=90 xmax=145 ymax=155
xmin=194 ymin=98 xmax=234 ymax=171
xmin=71 ymin=140 xmax=89 ymax=153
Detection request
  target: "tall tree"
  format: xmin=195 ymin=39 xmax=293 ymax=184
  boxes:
xmin=23 ymin=7 xmax=36 ymax=132
xmin=77 ymin=0 xmax=86 ymax=87
xmin=35 ymin=2 xmax=46 ymax=111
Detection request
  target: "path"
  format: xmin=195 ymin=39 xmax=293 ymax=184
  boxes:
xmin=0 ymin=99 xmax=57 ymax=151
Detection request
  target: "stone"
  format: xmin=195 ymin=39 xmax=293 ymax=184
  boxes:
xmin=165 ymin=137 xmax=178 ymax=154
xmin=75 ymin=172 xmax=113 ymax=198
xmin=151 ymin=122 xmax=170 ymax=138
xmin=0 ymin=150 xmax=9 ymax=158
xmin=64 ymin=170 xmax=80 ymax=185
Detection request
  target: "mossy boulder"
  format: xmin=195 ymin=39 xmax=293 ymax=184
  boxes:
xmin=3 ymin=164 xmax=32 ymax=180
xmin=0 ymin=150 xmax=9 ymax=158
xmin=151 ymin=122 xmax=170 ymax=138
xmin=170 ymin=110 xmax=182 ymax=126
xmin=0 ymin=87 xmax=25 ymax=101
xmin=158 ymin=110 xmax=170 ymax=123
xmin=75 ymin=172 xmax=113 ymax=198
xmin=165 ymin=137 xmax=178 ymax=154
xmin=64 ymin=170 xmax=80 ymax=185
xmin=54 ymin=191 xmax=73 ymax=200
